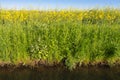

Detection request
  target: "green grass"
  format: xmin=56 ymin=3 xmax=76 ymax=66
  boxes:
xmin=0 ymin=10 xmax=120 ymax=69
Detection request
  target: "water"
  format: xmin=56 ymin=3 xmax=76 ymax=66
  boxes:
xmin=0 ymin=67 xmax=120 ymax=80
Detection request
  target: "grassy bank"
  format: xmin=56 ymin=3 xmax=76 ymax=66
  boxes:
xmin=0 ymin=9 xmax=120 ymax=69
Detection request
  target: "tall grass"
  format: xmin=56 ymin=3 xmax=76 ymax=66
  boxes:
xmin=0 ymin=9 xmax=120 ymax=69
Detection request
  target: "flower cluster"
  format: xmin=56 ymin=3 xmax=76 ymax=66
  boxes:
xmin=1 ymin=9 xmax=120 ymax=24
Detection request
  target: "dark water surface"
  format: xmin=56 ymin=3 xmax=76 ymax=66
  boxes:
xmin=0 ymin=67 xmax=120 ymax=80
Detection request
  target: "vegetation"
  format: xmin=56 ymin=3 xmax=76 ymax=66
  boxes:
xmin=0 ymin=9 xmax=120 ymax=69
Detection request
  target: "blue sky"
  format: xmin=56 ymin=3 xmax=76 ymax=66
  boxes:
xmin=0 ymin=0 xmax=120 ymax=10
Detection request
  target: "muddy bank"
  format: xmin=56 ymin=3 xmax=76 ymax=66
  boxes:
xmin=0 ymin=60 xmax=120 ymax=71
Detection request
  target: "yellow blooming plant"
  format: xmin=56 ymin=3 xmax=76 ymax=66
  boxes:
xmin=0 ymin=9 xmax=120 ymax=24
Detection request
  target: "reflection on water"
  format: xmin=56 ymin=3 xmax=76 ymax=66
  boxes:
xmin=0 ymin=67 xmax=120 ymax=80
